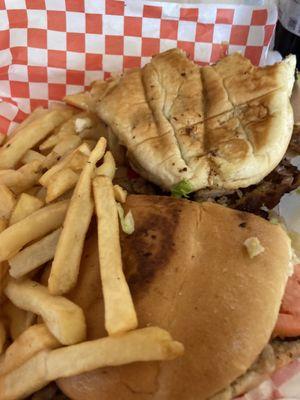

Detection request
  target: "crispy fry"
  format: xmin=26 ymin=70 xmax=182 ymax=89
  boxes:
xmin=4 ymin=279 xmax=86 ymax=345
xmin=0 ymin=262 xmax=9 ymax=304
xmin=9 ymin=193 xmax=44 ymax=226
xmin=0 ymin=200 xmax=68 ymax=262
xmin=3 ymin=302 xmax=35 ymax=340
xmin=39 ymin=143 xmax=90 ymax=187
xmin=8 ymin=228 xmax=62 ymax=279
xmin=0 ymin=324 xmax=60 ymax=375
xmin=0 ymin=319 xmax=6 ymax=354
xmin=96 ymin=151 xmax=116 ymax=179
xmin=0 ymin=327 xmax=183 ymax=400
xmin=0 ymin=160 xmax=43 ymax=193
xmin=48 ymin=138 xmax=106 ymax=295
xmin=0 ymin=170 xmax=22 ymax=187
xmin=113 ymin=184 xmax=127 ymax=203
xmin=39 ymin=112 xmax=98 ymax=151
xmin=0 ymin=217 xmax=7 ymax=233
xmin=43 ymin=135 xmax=82 ymax=169
xmin=0 ymin=108 xmax=72 ymax=169
xmin=21 ymin=150 xmax=46 ymax=164
xmin=45 ymin=168 xmax=78 ymax=204
xmin=35 ymin=186 xmax=47 ymax=202
xmin=0 ymin=185 xmax=16 ymax=219
xmin=93 ymin=175 xmax=137 ymax=335
xmin=10 ymin=161 xmax=44 ymax=195
xmin=8 ymin=108 xmax=49 ymax=140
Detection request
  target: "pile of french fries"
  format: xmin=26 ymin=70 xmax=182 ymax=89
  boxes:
xmin=0 ymin=101 xmax=184 ymax=399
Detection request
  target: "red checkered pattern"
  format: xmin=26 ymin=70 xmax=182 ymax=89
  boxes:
xmin=0 ymin=2 xmax=299 ymax=398
xmin=0 ymin=0 xmax=277 ymax=136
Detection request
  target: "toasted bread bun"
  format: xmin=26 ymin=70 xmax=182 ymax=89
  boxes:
xmin=97 ymin=50 xmax=295 ymax=192
xmin=58 ymin=195 xmax=291 ymax=400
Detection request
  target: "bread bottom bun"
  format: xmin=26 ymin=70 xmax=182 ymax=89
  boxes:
xmin=58 ymin=195 xmax=290 ymax=400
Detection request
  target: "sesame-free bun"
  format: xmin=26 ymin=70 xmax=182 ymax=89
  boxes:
xmin=97 ymin=50 xmax=295 ymax=191
xmin=58 ymin=195 xmax=290 ymax=400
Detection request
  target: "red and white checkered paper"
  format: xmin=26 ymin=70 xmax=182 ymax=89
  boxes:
xmin=0 ymin=0 xmax=300 ymax=398
xmin=0 ymin=0 xmax=278 ymax=134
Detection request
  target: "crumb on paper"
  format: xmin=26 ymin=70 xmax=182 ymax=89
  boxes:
xmin=244 ymin=237 xmax=265 ymax=259
xmin=74 ymin=117 xmax=92 ymax=133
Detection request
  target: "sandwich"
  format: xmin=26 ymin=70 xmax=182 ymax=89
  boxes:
xmin=95 ymin=49 xmax=296 ymax=192
xmin=57 ymin=195 xmax=300 ymax=400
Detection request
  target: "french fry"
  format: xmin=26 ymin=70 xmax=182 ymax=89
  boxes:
xmin=0 ymin=170 xmax=22 ymax=187
xmin=8 ymin=228 xmax=62 ymax=279
xmin=0 ymin=319 xmax=6 ymax=354
xmin=7 ymin=108 xmax=49 ymax=142
xmin=93 ymin=175 xmax=138 ymax=335
xmin=35 ymin=186 xmax=47 ymax=202
xmin=45 ymin=169 xmax=78 ymax=203
xmin=0 ymin=324 xmax=60 ymax=375
xmin=96 ymin=151 xmax=116 ymax=179
xmin=21 ymin=150 xmax=46 ymax=164
xmin=43 ymin=135 xmax=82 ymax=169
xmin=9 ymin=161 xmax=44 ymax=195
xmin=39 ymin=119 xmax=76 ymax=152
xmin=0 ymin=262 xmax=9 ymax=304
xmin=0 ymin=200 xmax=69 ymax=262
xmin=39 ymin=143 xmax=91 ymax=187
xmin=9 ymin=193 xmax=44 ymax=226
xmin=48 ymin=138 xmax=107 ymax=295
xmin=0 ymin=108 xmax=73 ymax=169
xmin=0 ymin=327 xmax=183 ymax=400
xmin=113 ymin=184 xmax=127 ymax=203
xmin=0 ymin=185 xmax=16 ymax=219
xmin=0 ymin=217 xmax=7 ymax=233
xmin=3 ymin=302 xmax=35 ymax=340
xmin=4 ymin=279 xmax=86 ymax=345
xmin=39 ymin=112 xmax=97 ymax=151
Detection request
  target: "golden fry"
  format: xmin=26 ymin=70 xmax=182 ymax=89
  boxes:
xmin=4 ymin=279 xmax=86 ymax=345
xmin=21 ymin=150 xmax=46 ymax=164
xmin=0 ymin=324 xmax=60 ymax=375
xmin=0 ymin=327 xmax=183 ymax=400
xmin=9 ymin=193 xmax=44 ymax=226
xmin=39 ymin=143 xmax=90 ymax=187
xmin=0 ymin=185 xmax=16 ymax=219
xmin=96 ymin=151 xmax=116 ymax=179
xmin=93 ymin=175 xmax=137 ymax=335
xmin=0 ymin=200 xmax=68 ymax=262
xmin=45 ymin=168 xmax=78 ymax=203
xmin=48 ymin=138 xmax=106 ymax=295
xmin=9 ymin=228 xmax=62 ymax=279
xmin=0 ymin=108 xmax=72 ymax=169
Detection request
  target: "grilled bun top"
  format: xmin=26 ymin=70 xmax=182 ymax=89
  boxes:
xmin=58 ymin=195 xmax=291 ymax=400
xmin=97 ymin=50 xmax=295 ymax=191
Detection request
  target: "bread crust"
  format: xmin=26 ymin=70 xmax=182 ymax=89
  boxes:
xmin=58 ymin=195 xmax=291 ymax=400
xmin=97 ymin=50 xmax=295 ymax=191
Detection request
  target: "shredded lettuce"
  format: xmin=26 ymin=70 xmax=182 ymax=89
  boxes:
xmin=171 ymin=179 xmax=193 ymax=199
xmin=116 ymin=203 xmax=135 ymax=235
